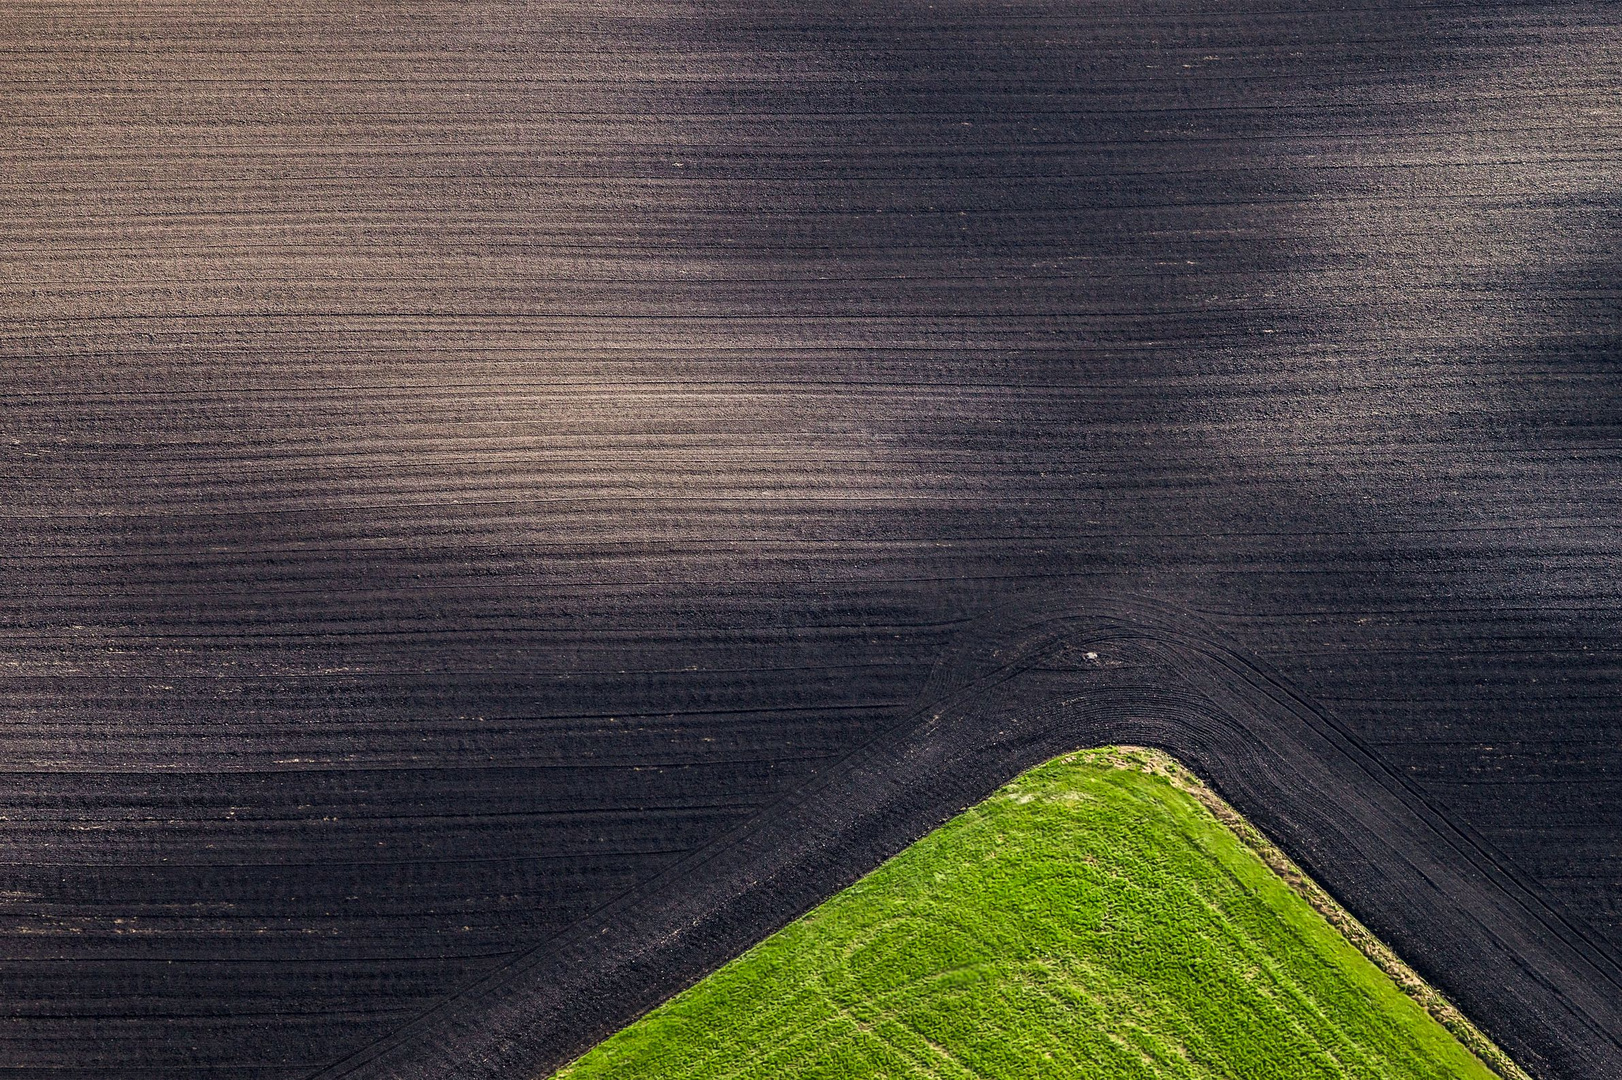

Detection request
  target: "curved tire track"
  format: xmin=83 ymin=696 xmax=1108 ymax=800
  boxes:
xmin=317 ymin=594 xmax=1622 ymax=1080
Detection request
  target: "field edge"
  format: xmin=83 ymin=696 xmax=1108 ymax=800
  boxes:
xmin=553 ymin=743 xmax=1532 ymax=1080
xmin=1087 ymin=745 xmax=1530 ymax=1080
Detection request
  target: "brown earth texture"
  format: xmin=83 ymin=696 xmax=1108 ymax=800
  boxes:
xmin=2 ymin=2 xmax=1621 ymax=1078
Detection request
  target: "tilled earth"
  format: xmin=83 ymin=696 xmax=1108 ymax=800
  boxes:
xmin=2 ymin=2 xmax=1620 ymax=1078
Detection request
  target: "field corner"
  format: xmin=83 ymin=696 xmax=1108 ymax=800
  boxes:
xmin=1071 ymin=745 xmax=1532 ymax=1080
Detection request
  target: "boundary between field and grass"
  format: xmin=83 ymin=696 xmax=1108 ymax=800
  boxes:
xmin=1081 ymin=746 xmax=1531 ymax=1080
xmin=550 ymin=743 xmax=1529 ymax=1080
xmin=312 ymin=602 xmax=1622 ymax=1080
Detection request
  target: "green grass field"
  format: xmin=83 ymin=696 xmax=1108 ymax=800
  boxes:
xmin=555 ymin=748 xmax=1511 ymax=1080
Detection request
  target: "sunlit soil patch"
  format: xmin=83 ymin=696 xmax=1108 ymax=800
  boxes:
xmin=555 ymin=747 xmax=1523 ymax=1080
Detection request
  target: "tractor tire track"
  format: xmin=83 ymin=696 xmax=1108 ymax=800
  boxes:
xmin=313 ymin=597 xmax=1622 ymax=1080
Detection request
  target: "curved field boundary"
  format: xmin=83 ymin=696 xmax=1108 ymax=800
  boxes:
xmin=314 ymin=596 xmax=1622 ymax=1080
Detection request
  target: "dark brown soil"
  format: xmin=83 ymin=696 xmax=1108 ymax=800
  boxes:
xmin=3 ymin=2 xmax=1620 ymax=1078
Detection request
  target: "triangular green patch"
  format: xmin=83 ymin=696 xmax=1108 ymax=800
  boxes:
xmin=556 ymin=747 xmax=1517 ymax=1080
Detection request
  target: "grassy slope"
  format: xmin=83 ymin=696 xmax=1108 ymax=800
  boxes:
xmin=555 ymin=748 xmax=1505 ymax=1080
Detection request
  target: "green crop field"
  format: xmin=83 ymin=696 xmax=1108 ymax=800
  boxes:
xmin=555 ymin=748 xmax=1514 ymax=1080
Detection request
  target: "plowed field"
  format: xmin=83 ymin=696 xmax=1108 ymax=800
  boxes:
xmin=2 ymin=2 xmax=1620 ymax=1079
